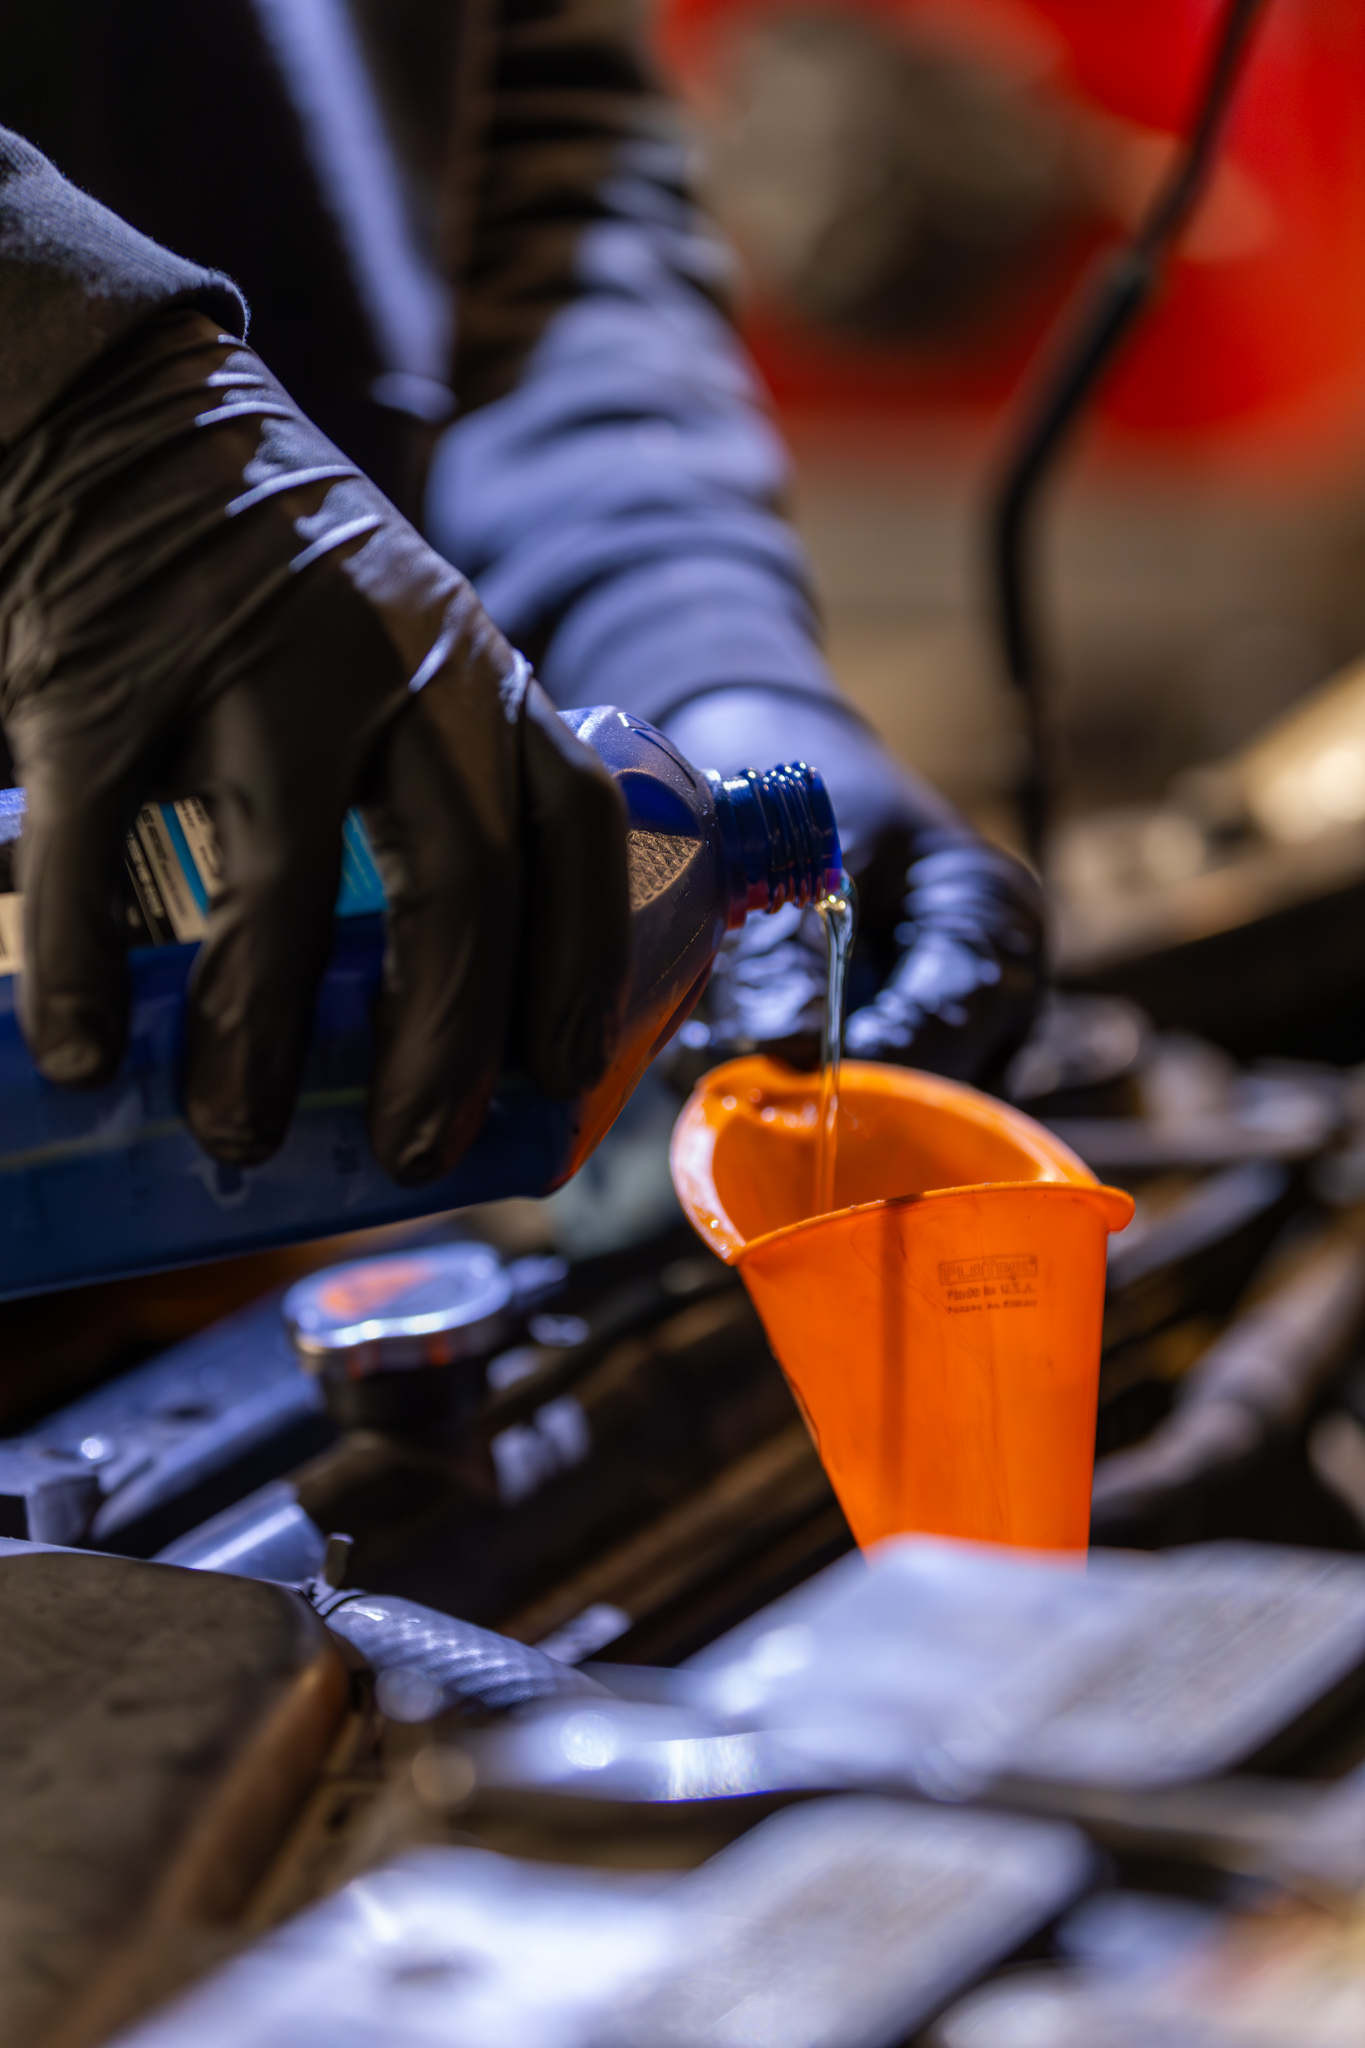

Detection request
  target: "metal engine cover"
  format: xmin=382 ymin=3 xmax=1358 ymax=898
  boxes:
xmin=0 ymin=1545 xmax=349 ymax=2048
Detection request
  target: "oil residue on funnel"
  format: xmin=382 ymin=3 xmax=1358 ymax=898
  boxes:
xmin=815 ymin=877 xmax=856 ymax=1216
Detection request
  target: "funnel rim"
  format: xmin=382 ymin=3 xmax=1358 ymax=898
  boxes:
xmin=732 ymin=1177 xmax=1135 ymax=1264
xmin=669 ymin=1054 xmax=1124 ymax=1262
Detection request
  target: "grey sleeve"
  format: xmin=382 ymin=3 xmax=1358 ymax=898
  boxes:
xmin=423 ymin=0 xmax=849 ymax=731
xmin=0 ymin=126 xmax=246 ymax=454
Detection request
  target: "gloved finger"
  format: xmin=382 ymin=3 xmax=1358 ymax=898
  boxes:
xmin=844 ymin=943 xmax=1041 ymax=1082
xmin=698 ymin=903 xmax=827 ymax=1066
xmin=180 ymin=690 xmax=354 ymax=1167
xmin=844 ymin=844 xmax=1045 ymax=1082
xmin=845 ymin=931 xmax=1002 ymax=1073
xmin=177 ymin=552 xmax=418 ymax=1163
xmin=515 ymin=684 xmax=630 ymax=1099
xmin=362 ymin=697 xmax=520 ymax=1189
xmin=12 ymin=750 xmax=135 ymax=1086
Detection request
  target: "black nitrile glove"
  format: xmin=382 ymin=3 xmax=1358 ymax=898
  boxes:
xmin=664 ymin=689 xmax=1043 ymax=1086
xmin=0 ymin=309 xmax=630 ymax=1182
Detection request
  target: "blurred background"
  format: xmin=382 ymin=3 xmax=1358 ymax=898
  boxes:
xmin=652 ymin=0 xmax=1365 ymax=1064
xmin=659 ymin=0 xmax=1365 ymax=820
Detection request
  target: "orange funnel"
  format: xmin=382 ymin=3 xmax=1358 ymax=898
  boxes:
xmin=670 ymin=1058 xmax=1133 ymax=1552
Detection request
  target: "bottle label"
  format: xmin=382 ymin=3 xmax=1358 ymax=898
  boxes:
xmin=0 ymin=794 xmax=385 ymax=975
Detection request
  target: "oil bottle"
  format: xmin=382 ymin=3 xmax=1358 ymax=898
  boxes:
xmin=0 ymin=707 xmax=840 ymax=1297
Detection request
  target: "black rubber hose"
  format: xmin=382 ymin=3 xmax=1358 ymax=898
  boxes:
xmin=990 ymin=0 xmax=1271 ymax=869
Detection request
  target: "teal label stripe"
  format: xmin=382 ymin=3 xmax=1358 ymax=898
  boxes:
xmin=0 ymin=791 xmax=386 ymax=922
xmin=337 ymin=812 xmax=386 ymax=916
xmin=162 ymin=803 xmax=384 ymax=918
xmin=158 ymin=804 xmax=211 ymax=915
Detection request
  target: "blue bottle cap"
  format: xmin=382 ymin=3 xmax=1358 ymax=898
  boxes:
xmin=284 ymin=1242 xmax=513 ymax=1376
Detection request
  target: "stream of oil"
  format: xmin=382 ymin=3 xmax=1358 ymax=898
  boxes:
xmin=815 ymin=877 xmax=856 ymax=1216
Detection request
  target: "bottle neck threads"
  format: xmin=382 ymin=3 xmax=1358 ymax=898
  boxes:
xmin=708 ymin=764 xmax=843 ymax=928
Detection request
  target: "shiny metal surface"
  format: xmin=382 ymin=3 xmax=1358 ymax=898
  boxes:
xmin=318 ymin=1588 xmax=602 ymax=1720
xmin=284 ymin=1243 xmax=514 ymax=1375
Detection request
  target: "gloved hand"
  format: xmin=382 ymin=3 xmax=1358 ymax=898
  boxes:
xmin=664 ymin=690 xmax=1043 ymax=1085
xmin=0 ymin=309 xmax=630 ymax=1183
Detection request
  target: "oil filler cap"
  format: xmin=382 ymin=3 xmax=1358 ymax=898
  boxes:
xmin=284 ymin=1243 xmax=513 ymax=1379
